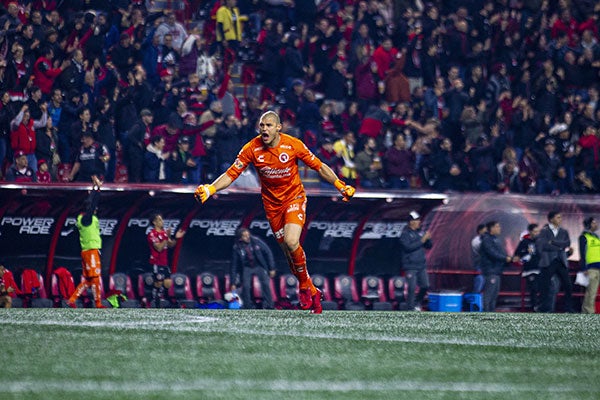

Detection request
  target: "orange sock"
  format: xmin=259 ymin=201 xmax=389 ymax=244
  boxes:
xmin=290 ymin=246 xmax=316 ymax=295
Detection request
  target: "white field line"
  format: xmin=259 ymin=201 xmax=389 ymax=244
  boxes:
xmin=3 ymin=378 xmax=596 ymax=394
xmin=6 ymin=317 xmax=566 ymax=350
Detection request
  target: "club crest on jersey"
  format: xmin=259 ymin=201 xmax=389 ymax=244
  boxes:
xmin=279 ymin=152 xmax=290 ymax=163
xmin=234 ymin=158 xmax=244 ymax=169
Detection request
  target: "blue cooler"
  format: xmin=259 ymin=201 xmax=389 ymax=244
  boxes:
xmin=463 ymin=293 xmax=482 ymax=312
xmin=428 ymin=292 xmax=463 ymax=312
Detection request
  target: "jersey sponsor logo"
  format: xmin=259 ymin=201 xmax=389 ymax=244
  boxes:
xmin=279 ymin=144 xmax=292 ymax=150
xmin=1 ymin=217 xmax=54 ymax=234
xmin=257 ymin=155 xmax=265 ymax=162
xmin=278 ymin=152 xmax=290 ymax=163
xmin=308 ymin=221 xmax=358 ymax=238
xmin=234 ymin=158 xmax=244 ymax=169
xmin=259 ymin=166 xmax=291 ymax=179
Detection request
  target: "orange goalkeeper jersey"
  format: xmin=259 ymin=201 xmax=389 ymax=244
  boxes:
xmin=226 ymin=133 xmax=323 ymax=211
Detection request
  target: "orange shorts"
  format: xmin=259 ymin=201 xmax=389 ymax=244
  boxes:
xmin=81 ymin=249 xmax=102 ymax=278
xmin=266 ymin=197 xmax=307 ymax=243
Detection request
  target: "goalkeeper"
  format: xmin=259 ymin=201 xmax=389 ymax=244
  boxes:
xmin=195 ymin=111 xmax=355 ymax=314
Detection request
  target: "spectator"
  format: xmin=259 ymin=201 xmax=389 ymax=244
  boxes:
xmin=144 ymin=135 xmax=168 ymax=183
xmin=56 ymin=90 xmax=82 ymax=163
xmin=33 ymin=47 xmax=69 ymax=97
xmin=579 ymin=217 xmax=600 ymax=314
xmin=35 ymin=117 xmax=58 ymax=179
xmin=6 ymin=150 xmax=36 ymax=182
xmin=156 ymin=13 xmax=188 ymax=51
xmin=11 ymin=103 xmax=48 ymax=172
xmin=384 ymin=132 xmax=414 ymax=189
xmin=125 ymin=108 xmax=154 ymax=183
xmin=215 ymin=114 xmax=244 ymax=174
xmin=333 ymin=130 xmax=357 ymax=185
xmin=514 ymin=223 xmax=542 ymax=311
xmin=36 ymin=159 xmax=51 ymax=183
xmin=230 ymin=227 xmax=276 ymax=309
xmin=0 ymin=90 xmax=17 ymax=177
xmin=480 ymin=220 xmax=517 ymax=312
xmin=383 ymin=52 xmax=411 ymax=104
xmin=354 ymin=136 xmax=384 ymax=188
xmin=429 ymin=137 xmax=464 ymax=192
xmin=536 ymin=211 xmax=575 ymax=313
xmin=5 ymin=44 xmax=32 ymax=102
xmin=56 ymin=49 xmax=86 ymax=95
xmin=399 ymin=211 xmax=432 ymax=311
xmin=94 ymin=96 xmax=117 ymax=182
xmin=152 ymin=116 xmax=181 ymax=154
xmin=199 ymin=100 xmax=223 ymax=139
xmin=166 ymin=135 xmax=195 ymax=183
xmin=216 ymin=0 xmax=246 ymax=53
xmin=69 ymin=131 xmax=110 ymax=182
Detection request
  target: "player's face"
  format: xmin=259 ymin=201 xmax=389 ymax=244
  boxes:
xmin=258 ymin=116 xmax=281 ymax=148
xmin=153 ymin=215 xmax=164 ymax=230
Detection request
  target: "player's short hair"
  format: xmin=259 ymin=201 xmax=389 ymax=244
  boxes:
xmin=236 ymin=227 xmax=250 ymax=239
xmin=150 ymin=212 xmax=162 ymax=224
xmin=260 ymin=110 xmax=280 ymax=125
xmin=527 ymin=223 xmax=538 ymax=232
xmin=547 ymin=210 xmax=560 ymax=221
xmin=584 ymin=217 xmax=595 ymax=230
xmin=485 ymin=220 xmax=499 ymax=231
xmin=476 ymin=224 xmax=486 ymax=234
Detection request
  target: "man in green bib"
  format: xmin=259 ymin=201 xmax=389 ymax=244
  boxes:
xmin=68 ymin=175 xmax=106 ymax=308
xmin=579 ymin=216 xmax=600 ymax=314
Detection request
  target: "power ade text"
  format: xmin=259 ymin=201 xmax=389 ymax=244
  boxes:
xmin=360 ymin=222 xmax=407 ymax=239
xmin=189 ymin=219 xmax=240 ymax=236
xmin=128 ymin=219 xmax=182 ymax=235
xmin=308 ymin=221 xmax=357 ymax=238
xmin=1 ymin=217 xmax=54 ymax=234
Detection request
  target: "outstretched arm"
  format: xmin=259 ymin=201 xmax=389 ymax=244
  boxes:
xmin=194 ymin=172 xmax=234 ymax=203
xmin=318 ymin=163 xmax=355 ymax=202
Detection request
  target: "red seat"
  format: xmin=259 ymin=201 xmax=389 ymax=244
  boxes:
xmin=196 ymin=272 xmax=223 ymax=303
xmin=361 ymin=276 xmax=392 ymax=310
xmin=21 ymin=269 xmax=52 ymax=308
xmin=109 ymin=273 xmax=136 ymax=299
xmin=251 ymin=275 xmax=278 ymax=308
xmin=388 ymin=276 xmax=407 ymax=310
xmin=334 ymin=274 xmax=365 ymax=310
xmin=311 ymin=274 xmax=338 ymax=310
xmin=168 ymin=273 xmax=196 ymax=308
xmin=276 ymin=274 xmax=299 ymax=309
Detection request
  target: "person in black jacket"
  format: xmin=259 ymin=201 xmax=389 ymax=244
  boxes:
xmin=480 ymin=220 xmax=518 ymax=312
xmin=514 ymin=223 xmax=541 ymax=311
xmin=231 ymin=227 xmax=276 ymax=309
xmin=399 ymin=211 xmax=432 ymax=311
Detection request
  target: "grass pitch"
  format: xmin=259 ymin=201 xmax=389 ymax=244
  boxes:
xmin=2 ymin=309 xmax=599 ymax=400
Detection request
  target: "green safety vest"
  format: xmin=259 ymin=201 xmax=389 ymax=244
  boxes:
xmin=77 ymin=214 xmax=102 ymax=251
xmin=583 ymin=232 xmax=600 ymax=267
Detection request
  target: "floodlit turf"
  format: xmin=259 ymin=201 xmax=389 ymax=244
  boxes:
xmin=2 ymin=309 xmax=599 ymax=400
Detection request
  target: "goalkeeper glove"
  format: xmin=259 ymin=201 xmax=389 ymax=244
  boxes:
xmin=334 ymin=179 xmax=355 ymax=202
xmin=194 ymin=184 xmax=216 ymax=204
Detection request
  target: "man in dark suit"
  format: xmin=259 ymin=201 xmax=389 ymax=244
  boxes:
xmin=536 ymin=211 xmax=575 ymax=312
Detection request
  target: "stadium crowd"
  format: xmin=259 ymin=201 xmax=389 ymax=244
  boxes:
xmin=0 ymin=0 xmax=599 ymax=195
